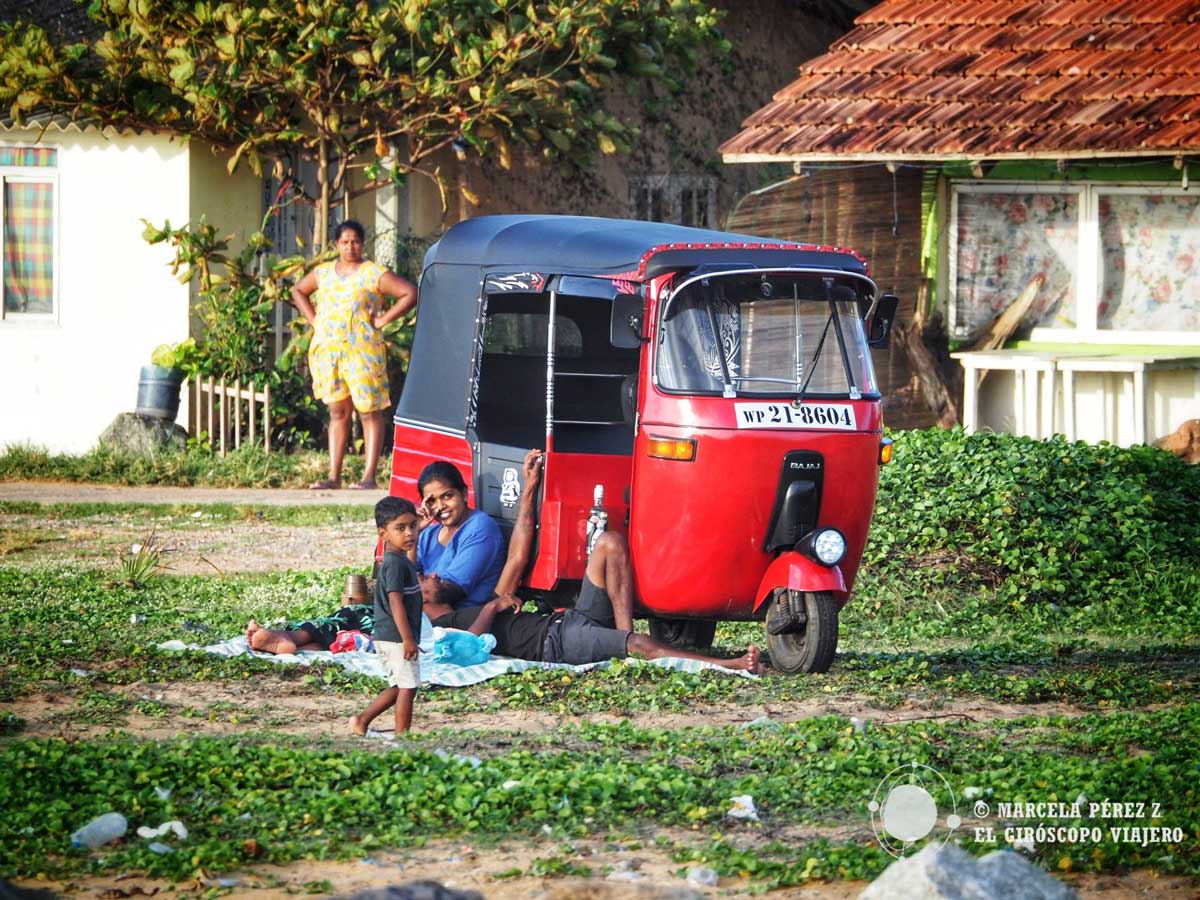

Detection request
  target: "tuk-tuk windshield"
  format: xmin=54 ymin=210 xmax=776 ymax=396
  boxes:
xmin=656 ymin=274 xmax=877 ymax=398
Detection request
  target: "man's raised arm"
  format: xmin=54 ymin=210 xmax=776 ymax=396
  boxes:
xmin=493 ymin=449 xmax=543 ymax=597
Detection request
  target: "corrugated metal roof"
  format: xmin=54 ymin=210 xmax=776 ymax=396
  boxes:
xmin=722 ymin=0 xmax=1200 ymax=161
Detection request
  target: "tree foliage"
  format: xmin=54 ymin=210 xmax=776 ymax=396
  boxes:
xmin=0 ymin=0 xmax=725 ymax=242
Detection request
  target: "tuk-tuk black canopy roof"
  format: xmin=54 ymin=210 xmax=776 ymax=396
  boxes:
xmin=399 ymin=215 xmax=871 ymax=434
xmin=425 ymin=214 xmax=868 ymax=280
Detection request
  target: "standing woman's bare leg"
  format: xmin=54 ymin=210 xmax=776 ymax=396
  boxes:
xmin=360 ymin=409 xmax=385 ymax=486
xmin=326 ymin=397 xmax=353 ymax=486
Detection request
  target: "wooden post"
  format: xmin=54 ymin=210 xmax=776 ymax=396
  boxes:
xmin=206 ymin=376 xmax=215 ymax=446
xmin=219 ymin=377 xmax=227 ymax=457
xmin=248 ymin=383 xmax=257 ymax=448
xmin=264 ymin=382 xmax=271 ymax=453
xmin=234 ymin=378 xmax=242 ymax=448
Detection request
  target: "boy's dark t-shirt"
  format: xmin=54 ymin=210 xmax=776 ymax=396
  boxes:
xmin=433 ymin=606 xmax=557 ymax=661
xmin=374 ymin=549 xmax=422 ymax=643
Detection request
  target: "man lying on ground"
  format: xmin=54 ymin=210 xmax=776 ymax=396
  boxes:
xmin=423 ymin=449 xmax=762 ymax=674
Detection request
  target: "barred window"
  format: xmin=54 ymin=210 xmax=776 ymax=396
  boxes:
xmin=630 ymin=174 xmax=716 ymax=229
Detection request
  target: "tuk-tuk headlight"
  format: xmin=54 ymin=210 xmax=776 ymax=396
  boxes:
xmin=797 ymin=527 xmax=846 ymax=567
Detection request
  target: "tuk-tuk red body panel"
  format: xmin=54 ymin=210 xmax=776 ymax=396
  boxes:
xmin=628 ymin=418 xmax=880 ymax=620
xmin=526 ymin=452 xmax=631 ymax=589
xmin=389 ymin=424 xmax=475 ymax=506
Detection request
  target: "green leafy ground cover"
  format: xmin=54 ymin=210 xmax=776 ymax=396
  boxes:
xmin=1 ymin=430 xmax=1198 ymax=892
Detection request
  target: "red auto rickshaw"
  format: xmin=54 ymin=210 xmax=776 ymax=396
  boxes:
xmin=388 ymin=215 xmax=897 ymax=673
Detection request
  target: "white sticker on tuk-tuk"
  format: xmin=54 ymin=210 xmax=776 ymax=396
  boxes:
xmin=734 ymin=402 xmax=857 ymax=431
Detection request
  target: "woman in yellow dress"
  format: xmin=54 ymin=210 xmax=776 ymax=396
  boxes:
xmin=291 ymin=220 xmax=418 ymax=490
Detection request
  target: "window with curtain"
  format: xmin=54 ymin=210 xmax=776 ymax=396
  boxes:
xmin=1 ymin=146 xmax=57 ymax=319
xmin=951 ymin=188 xmax=1078 ymax=339
xmin=951 ymin=182 xmax=1200 ymax=343
xmin=1099 ymin=192 xmax=1200 ymax=332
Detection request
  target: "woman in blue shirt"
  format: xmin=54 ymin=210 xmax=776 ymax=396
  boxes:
xmin=414 ymin=461 xmax=505 ymax=607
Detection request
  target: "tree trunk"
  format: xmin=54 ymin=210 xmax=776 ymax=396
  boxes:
xmin=897 ymin=320 xmax=959 ymax=428
xmin=316 ymin=137 xmax=330 ymax=249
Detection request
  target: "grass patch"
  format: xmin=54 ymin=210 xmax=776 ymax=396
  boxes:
xmin=0 ymin=443 xmax=391 ymax=489
xmin=0 ymin=501 xmax=373 ymax=527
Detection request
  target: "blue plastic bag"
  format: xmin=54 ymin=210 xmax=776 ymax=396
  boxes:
xmin=431 ymin=627 xmax=496 ymax=667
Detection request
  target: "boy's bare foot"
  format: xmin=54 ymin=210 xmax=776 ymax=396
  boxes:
xmin=730 ymin=645 xmax=763 ymax=675
xmin=245 ymin=620 xmax=261 ymax=643
xmin=349 ymin=714 xmax=368 ymax=737
xmin=248 ymin=627 xmax=299 ymax=655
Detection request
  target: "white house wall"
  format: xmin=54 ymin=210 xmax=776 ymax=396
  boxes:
xmin=0 ymin=130 xmax=264 ymax=455
xmin=0 ymin=128 xmax=192 ymax=454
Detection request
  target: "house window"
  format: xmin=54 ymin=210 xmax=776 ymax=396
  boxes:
xmin=630 ymin=174 xmax=716 ymax=229
xmin=1098 ymin=192 xmax=1200 ymax=332
xmin=950 ymin=182 xmax=1200 ymax=344
xmin=0 ymin=146 xmax=57 ymax=319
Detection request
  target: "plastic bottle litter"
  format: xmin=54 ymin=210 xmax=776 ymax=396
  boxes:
xmin=136 ymin=820 xmax=188 ymax=841
xmin=70 ymin=812 xmax=128 ymax=849
xmin=686 ymin=867 xmax=719 ymax=887
xmin=727 ymin=794 xmax=759 ymax=821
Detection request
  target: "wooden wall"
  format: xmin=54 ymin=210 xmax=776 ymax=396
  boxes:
xmin=725 ymin=165 xmax=935 ymax=429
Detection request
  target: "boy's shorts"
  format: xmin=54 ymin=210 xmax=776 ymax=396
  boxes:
xmin=375 ymin=640 xmax=421 ymax=689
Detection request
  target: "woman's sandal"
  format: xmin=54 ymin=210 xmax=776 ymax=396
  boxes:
xmin=308 ymin=479 xmax=341 ymax=490
xmin=348 ymin=479 xmax=378 ymax=491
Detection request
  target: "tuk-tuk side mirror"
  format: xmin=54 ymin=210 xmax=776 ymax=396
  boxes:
xmin=867 ymin=294 xmax=899 ymax=349
xmin=611 ymin=292 xmax=645 ymax=349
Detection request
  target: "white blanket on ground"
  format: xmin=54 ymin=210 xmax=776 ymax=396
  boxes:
xmin=158 ymin=616 xmax=754 ymax=687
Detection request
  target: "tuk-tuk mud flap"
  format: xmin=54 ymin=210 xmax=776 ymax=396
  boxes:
xmin=754 ymin=552 xmax=847 ymax=615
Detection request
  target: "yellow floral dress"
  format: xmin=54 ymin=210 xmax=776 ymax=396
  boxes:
xmin=307 ymin=259 xmax=390 ymax=412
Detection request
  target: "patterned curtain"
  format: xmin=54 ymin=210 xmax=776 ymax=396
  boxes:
xmin=953 ymin=191 xmax=1078 ymax=338
xmin=3 ymin=181 xmax=55 ymax=315
xmin=1099 ymin=193 xmax=1200 ymax=332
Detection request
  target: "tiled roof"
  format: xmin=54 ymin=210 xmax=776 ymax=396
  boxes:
xmin=721 ymin=0 xmax=1200 ymax=161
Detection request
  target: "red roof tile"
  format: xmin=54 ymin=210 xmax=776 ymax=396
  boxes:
xmin=722 ymin=0 xmax=1200 ymax=160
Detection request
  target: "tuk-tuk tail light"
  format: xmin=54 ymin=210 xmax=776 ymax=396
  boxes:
xmin=647 ymin=436 xmax=696 ymax=461
xmin=880 ymin=438 xmax=894 ymax=465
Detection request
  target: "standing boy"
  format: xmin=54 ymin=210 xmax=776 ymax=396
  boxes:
xmin=351 ymin=497 xmax=423 ymax=736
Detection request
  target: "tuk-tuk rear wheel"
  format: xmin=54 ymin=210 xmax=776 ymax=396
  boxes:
xmin=647 ymin=618 xmax=717 ymax=651
xmin=765 ymin=590 xmax=837 ymax=674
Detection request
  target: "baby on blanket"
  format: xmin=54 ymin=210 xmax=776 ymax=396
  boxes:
xmin=245 ymin=574 xmax=375 ymax=654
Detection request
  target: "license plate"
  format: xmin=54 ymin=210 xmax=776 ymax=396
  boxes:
xmin=734 ymin=402 xmax=857 ymax=431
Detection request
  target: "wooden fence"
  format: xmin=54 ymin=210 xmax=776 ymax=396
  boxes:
xmin=190 ymin=377 xmax=271 ymax=455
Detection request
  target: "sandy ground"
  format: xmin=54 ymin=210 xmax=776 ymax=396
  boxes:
xmin=11 ymin=853 xmax=1198 ymax=900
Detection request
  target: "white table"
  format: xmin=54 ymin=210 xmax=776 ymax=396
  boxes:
xmin=952 ymin=349 xmax=1066 ymax=439
xmin=1057 ymin=354 xmax=1200 ymax=444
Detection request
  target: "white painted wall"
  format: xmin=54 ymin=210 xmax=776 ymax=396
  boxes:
xmin=0 ymin=127 xmax=191 ymax=453
xmin=0 ymin=129 xmax=264 ymax=454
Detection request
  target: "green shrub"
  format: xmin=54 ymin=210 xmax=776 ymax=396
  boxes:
xmin=868 ymin=429 xmax=1200 ymax=607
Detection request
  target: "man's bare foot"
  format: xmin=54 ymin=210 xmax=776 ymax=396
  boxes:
xmin=730 ymin=645 xmax=763 ymax=675
xmin=248 ymin=627 xmax=299 ymax=655
xmin=245 ymin=620 xmax=261 ymax=643
xmin=349 ymin=714 xmax=368 ymax=737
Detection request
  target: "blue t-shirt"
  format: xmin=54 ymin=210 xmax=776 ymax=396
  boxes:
xmin=417 ymin=508 xmax=505 ymax=607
